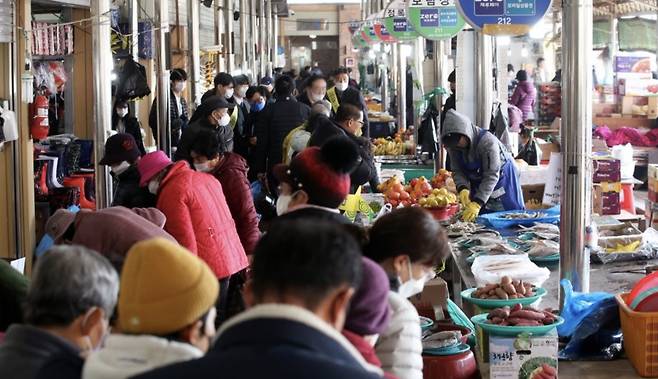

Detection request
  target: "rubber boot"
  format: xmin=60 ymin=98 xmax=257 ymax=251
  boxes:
xmin=63 ymin=177 xmax=95 ymax=209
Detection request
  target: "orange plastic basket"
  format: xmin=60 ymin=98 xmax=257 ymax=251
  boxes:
xmin=616 ymin=293 xmax=658 ymax=377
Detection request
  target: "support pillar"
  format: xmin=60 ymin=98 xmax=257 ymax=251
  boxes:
xmin=259 ymin=0 xmax=266 ymax=78
xmin=154 ymin=0 xmax=171 ymax=155
xmin=273 ymin=7 xmax=278 ymax=70
xmin=265 ymin=0 xmax=273 ymax=77
xmin=250 ymin=0 xmax=258 ymax=78
xmin=240 ymin=0 xmax=248 ymax=73
xmin=476 ymin=32 xmax=493 ymax=129
xmin=560 ymin=0 xmax=593 ymax=299
xmin=224 ymin=0 xmax=234 ymax=72
xmin=391 ymin=43 xmax=398 ymax=115
xmin=91 ymin=0 xmax=113 ymax=208
xmin=434 ymin=39 xmax=447 ymax=167
xmin=398 ymin=44 xmax=407 ymax=131
xmin=188 ymin=0 xmax=201 ymax=106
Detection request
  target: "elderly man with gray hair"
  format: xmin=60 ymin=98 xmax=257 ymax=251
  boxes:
xmin=0 ymin=245 xmax=119 ymax=379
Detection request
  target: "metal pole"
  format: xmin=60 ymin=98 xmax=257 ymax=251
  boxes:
xmin=476 ymin=32 xmax=493 ymax=129
xmin=240 ymin=0 xmax=248 ymax=73
xmin=273 ymin=7 xmax=278 ymax=71
xmin=265 ymin=0 xmax=273 ymax=77
xmin=154 ymin=0 xmax=171 ymax=155
xmin=414 ymin=36 xmax=425 ymax=130
xmin=250 ymin=0 xmax=257 ymax=78
xmin=398 ymin=44 xmax=407 ymax=131
xmin=91 ymin=0 xmax=113 ymax=208
xmin=225 ymin=0 xmax=235 ymax=72
xmin=361 ymin=0 xmax=366 ymax=20
xmin=434 ymin=39 xmax=447 ymax=168
xmin=130 ymin=0 xmax=139 ymax=116
xmin=391 ymin=43 xmax=398 ymax=115
xmin=560 ymin=0 xmax=593 ymax=300
xmin=188 ymin=0 xmax=201 ymax=106
xmin=259 ymin=0 xmax=266 ymax=78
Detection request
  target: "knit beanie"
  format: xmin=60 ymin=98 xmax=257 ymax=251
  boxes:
xmin=273 ymin=136 xmax=360 ymax=209
xmin=345 ymin=257 xmax=391 ymax=336
xmin=118 ymin=238 xmax=219 ymax=335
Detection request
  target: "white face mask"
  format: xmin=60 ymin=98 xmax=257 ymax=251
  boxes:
xmin=310 ymin=92 xmax=325 ymax=103
xmin=398 ymin=257 xmax=436 ymax=299
xmin=224 ymin=88 xmax=234 ymax=99
xmin=276 ymin=194 xmax=293 ymax=215
xmin=173 ymin=81 xmax=186 ymax=93
xmin=218 ymin=113 xmax=231 ymax=127
xmin=148 ymin=179 xmax=160 ymax=195
xmin=336 ymin=82 xmax=349 ymax=92
xmin=116 ymin=107 xmax=128 ymax=118
xmin=110 ymin=161 xmax=131 ymax=175
xmin=194 ymin=162 xmax=212 ymax=172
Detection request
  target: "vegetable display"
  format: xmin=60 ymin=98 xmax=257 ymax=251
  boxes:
xmin=472 ymin=276 xmax=536 ymax=300
xmin=487 ymin=304 xmax=558 ymax=327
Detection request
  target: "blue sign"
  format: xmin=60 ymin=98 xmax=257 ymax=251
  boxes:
xmin=439 ymin=8 xmax=459 ymax=26
xmin=420 ymin=9 xmax=439 ymax=27
xmin=393 ymin=17 xmax=409 ymax=31
xmin=457 ymin=0 xmax=551 ymax=35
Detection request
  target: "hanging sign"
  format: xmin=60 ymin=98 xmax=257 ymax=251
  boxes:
xmin=360 ymin=29 xmax=375 ymax=45
xmin=456 ymin=0 xmax=552 ymax=36
xmin=406 ymin=0 xmax=466 ymax=41
xmin=362 ymin=22 xmax=381 ymax=44
xmin=383 ymin=0 xmax=420 ymax=41
xmin=352 ymin=34 xmax=369 ymax=49
xmin=373 ymin=11 xmax=398 ymax=43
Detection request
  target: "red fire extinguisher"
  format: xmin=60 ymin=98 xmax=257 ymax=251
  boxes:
xmin=31 ymin=93 xmax=49 ymax=140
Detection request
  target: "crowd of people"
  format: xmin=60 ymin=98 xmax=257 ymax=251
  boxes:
xmin=0 ymin=68 xmax=453 ymax=379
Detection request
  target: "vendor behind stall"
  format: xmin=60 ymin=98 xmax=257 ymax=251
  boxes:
xmin=441 ymin=110 xmax=524 ymax=221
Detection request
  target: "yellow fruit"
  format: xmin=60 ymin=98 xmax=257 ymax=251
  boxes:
xmin=419 ymin=198 xmax=428 ymax=206
xmin=428 ymin=199 xmax=439 ymax=208
xmin=432 ymin=188 xmax=441 ymax=195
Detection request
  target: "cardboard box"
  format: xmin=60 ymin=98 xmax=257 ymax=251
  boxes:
xmin=593 ymin=182 xmax=622 ymax=215
xmin=409 ymin=277 xmax=449 ymax=320
xmin=489 ymin=332 xmax=559 ymax=379
xmin=648 ymin=164 xmax=658 ymax=180
xmin=538 ymin=142 xmax=560 ymax=162
xmin=522 ymin=184 xmax=545 ymax=204
xmin=592 ymin=157 xmax=621 ymax=183
xmin=646 ymin=200 xmax=658 ymax=230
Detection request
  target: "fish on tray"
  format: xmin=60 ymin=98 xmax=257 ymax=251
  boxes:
xmin=499 ymin=211 xmax=548 ymax=220
xmin=525 ymin=240 xmax=560 ymax=257
xmin=518 ymin=222 xmax=560 ymax=234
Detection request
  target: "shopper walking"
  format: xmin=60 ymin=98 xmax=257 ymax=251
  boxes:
xmin=148 ymin=68 xmax=190 ymax=149
xmin=365 ymin=207 xmax=450 ymax=379
xmin=245 ymin=85 xmax=271 ymax=180
xmin=297 ymin=74 xmax=328 ymax=108
xmin=44 ymin=206 xmax=175 ymax=270
xmin=0 ymin=246 xmax=118 ymax=379
xmin=82 ymin=238 xmax=219 ymax=379
xmin=273 ymin=136 xmax=359 ymax=223
xmin=190 ymin=129 xmax=260 ymax=256
xmin=253 ymin=75 xmax=311 ymax=187
xmin=133 ymin=220 xmax=383 ymax=379
xmin=327 ymin=67 xmax=369 ymax=132
xmin=112 ymin=99 xmax=146 ymax=156
xmin=509 ymin=70 xmax=537 ymax=122
xmin=230 ymin=74 xmax=251 ymax=159
xmin=309 ymin=103 xmax=379 ymax=192
xmin=99 ymin=133 xmax=155 ymax=208
xmin=176 ymin=96 xmax=235 ymax=162
xmin=137 ymin=151 xmax=248 ymax=322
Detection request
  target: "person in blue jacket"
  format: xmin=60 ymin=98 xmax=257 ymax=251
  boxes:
xmin=441 ymin=109 xmax=524 ymax=222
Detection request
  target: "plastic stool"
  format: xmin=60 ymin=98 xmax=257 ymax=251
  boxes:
xmin=620 ymin=183 xmax=635 ymax=215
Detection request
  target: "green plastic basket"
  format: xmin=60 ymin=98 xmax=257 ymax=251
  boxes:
xmin=470 ymin=313 xmax=563 ymax=337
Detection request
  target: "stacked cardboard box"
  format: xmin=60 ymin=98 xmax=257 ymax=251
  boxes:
xmin=592 ymin=157 xmax=622 ymax=216
xmin=646 ymin=164 xmax=658 ymax=228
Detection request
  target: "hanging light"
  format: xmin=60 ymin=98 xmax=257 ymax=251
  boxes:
xmin=21 ymin=71 xmax=34 ymax=104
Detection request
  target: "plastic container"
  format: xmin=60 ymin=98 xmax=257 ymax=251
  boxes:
xmin=477 ymin=207 xmax=560 ymax=229
xmin=616 ymin=292 xmax=658 ymax=377
xmin=422 ymin=350 xmax=478 ymax=379
xmin=426 ymin=204 xmax=460 ymax=221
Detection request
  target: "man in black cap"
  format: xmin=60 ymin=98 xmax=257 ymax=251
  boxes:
xmin=175 ymin=96 xmax=236 ymax=163
xmin=99 ymin=133 xmax=156 ymax=208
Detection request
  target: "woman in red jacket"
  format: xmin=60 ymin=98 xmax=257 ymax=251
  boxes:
xmin=189 ymin=129 xmax=261 ymax=256
xmin=137 ymin=150 xmax=249 ymax=322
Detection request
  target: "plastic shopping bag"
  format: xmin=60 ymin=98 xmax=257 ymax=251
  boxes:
xmin=557 ymin=279 xmax=614 ymax=338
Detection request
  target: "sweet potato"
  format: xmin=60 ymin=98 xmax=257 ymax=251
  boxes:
xmin=489 ymin=307 xmax=511 ymax=319
xmin=515 ymin=282 xmax=526 ymax=296
xmin=514 ymin=320 xmax=542 ymax=326
xmin=495 ymin=287 xmax=509 ymax=300
xmin=511 ymin=304 xmax=522 ymax=312
xmin=542 ymin=317 xmax=556 ymax=325
xmin=506 ymin=317 xmax=525 ymax=325
xmin=541 ymin=364 xmax=557 ymax=376
xmin=502 ymin=283 xmax=517 ymax=295
xmin=509 ymin=310 xmax=545 ymax=320
xmin=482 ymin=283 xmax=498 ymax=292
xmin=501 ymin=276 xmax=512 ymax=285
xmin=488 ymin=290 xmax=495 ymax=295
xmin=490 ymin=317 xmax=503 ymax=324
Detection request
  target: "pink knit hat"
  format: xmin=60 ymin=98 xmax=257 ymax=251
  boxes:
xmin=137 ymin=151 xmax=172 ymax=187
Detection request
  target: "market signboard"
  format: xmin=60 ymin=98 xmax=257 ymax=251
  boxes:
xmin=352 ymin=34 xmax=369 ymax=49
xmin=406 ymin=0 xmax=465 ymax=41
xmin=372 ymin=10 xmax=397 ymax=43
xmin=456 ymin=0 xmax=552 ymax=36
xmin=383 ymin=0 xmax=420 ymax=42
xmin=362 ymin=22 xmax=381 ymax=44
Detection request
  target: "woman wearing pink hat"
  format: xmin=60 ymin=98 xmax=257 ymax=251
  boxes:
xmin=137 ymin=151 xmax=249 ymax=322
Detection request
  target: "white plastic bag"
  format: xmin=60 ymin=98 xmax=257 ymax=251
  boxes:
xmin=611 ymin=143 xmax=635 ymax=180
xmin=471 ymin=254 xmax=551 ymax=287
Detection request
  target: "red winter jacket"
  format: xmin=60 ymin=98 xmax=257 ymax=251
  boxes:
xmin=343 ymin=330 xmax=399 ymax=379
xmin=210 ymin=153 xmax=260 ymax=255
xmin=157 ymin=161 xmax=248 ymax=278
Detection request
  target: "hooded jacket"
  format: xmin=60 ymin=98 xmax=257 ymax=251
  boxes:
xmin=82 ymin=334 xmax=203 ymax=379
xmin=509 ymin=80 xmax=536 ymax=121
xmin=210 ymin=152 xmax=260 ymax=255
xmin=441 ymin=110 xmax=509 ymax=205
xmin=132 ymin=304 xmax=383 ymax=379
xmin=157 ymin=161 xmax=249 ymax=279
xmin=176 ymin=117 xmax=234 ymax=163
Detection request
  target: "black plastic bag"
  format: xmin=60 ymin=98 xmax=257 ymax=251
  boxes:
xmin=517 ymin=140 xmax=540 ymax=165
xmin=114 ymin=58 xmax=151 ymax=100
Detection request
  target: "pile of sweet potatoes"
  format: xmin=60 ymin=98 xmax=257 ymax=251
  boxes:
xmin=472 ymin=276 xmax=536 ymax=300
xmin=486 ymin=304 xmax=557 ymax=326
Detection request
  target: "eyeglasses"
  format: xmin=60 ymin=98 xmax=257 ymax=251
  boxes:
xmin=353 ymin=119 xmax=364 ymax=126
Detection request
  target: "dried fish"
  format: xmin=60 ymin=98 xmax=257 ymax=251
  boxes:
xmin=500 ymin=211 xmax=548 ymax=219
xmin=526 ymin=240 xmax=560 ymax=257
xmin=519 ymin=222 xmax=560 ymax=234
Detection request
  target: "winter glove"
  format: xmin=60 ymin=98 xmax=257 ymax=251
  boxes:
xmin=462 ymin=202 xmax=482 ymax=222
xmin=459 ymin=189 xmax=471 ymax=206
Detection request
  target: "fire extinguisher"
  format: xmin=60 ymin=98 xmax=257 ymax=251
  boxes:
xmin=31 ymin=92 xmax=49 ymax=140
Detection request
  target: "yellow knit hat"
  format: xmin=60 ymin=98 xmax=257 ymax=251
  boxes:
xmin=118 ymin=238 xmax=219 ymax=335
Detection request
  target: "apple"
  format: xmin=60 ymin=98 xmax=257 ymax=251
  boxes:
xmin=410 ymin=178 xmax=419 ymax=187
xmin=400 ymin=191 xmax=411 ymax=200
xmin=392 ymin=183 xmax=404 ymax=193
xmin=389 ymin=199 xmax=399 ymax=207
